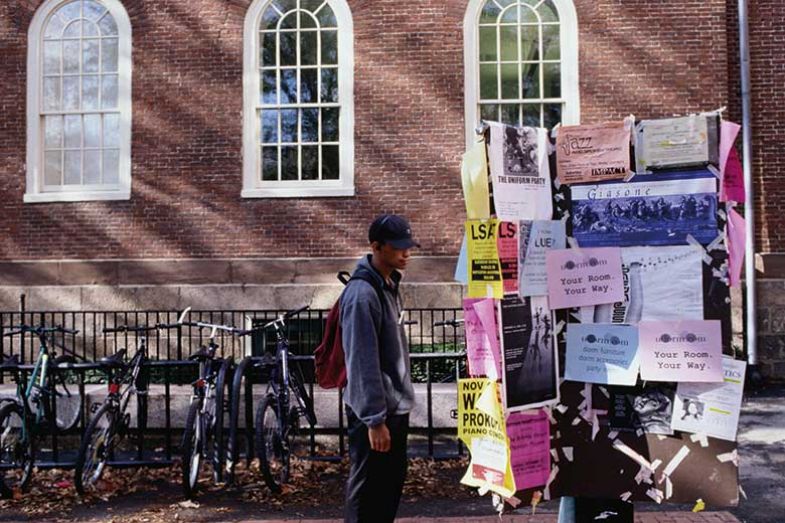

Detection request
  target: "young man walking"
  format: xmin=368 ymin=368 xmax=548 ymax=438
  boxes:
xmin=340 ymin=214 xmax=418 ymax=523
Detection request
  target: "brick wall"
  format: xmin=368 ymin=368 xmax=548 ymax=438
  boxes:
xmin=0 ymin=0 xmax=730 ymax=263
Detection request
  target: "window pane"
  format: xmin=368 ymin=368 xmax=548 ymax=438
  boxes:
xmin=281 ymin=69 xmax=297 ymax=103
xmin=480 ymin=104 xmax=498 ymax=122
xmin=281 ymin=109 xmax=297 ymax=142
xmin=262 ymin=147 xmax=278 ymax=180
xmin=262 ymin=33 xmax=276 ymax=66
xmin=102 ymin=38 xmax=118 ymax=72
xmin=523 ymin=104 xmax=540 ymax=127
xmin=480 ymin=1 xmax=501 ymax=23
xmin=321 ymin=30 xmax=338 ymax=65
xmin=522 ymin=63 xmax=540 ymax=98
xmin=301 ymin=108 xmax=318 ymax=142
xmin=300 ymin=31 xmax=317 ymax=65
xmin=83 ymin=20 xmax=99 ymax=37
xmin=322 ymin=107 xmax=339 ymax=141
xmin=322 ymin=145 xmax=339 ymax=179
xmin=261 ymin=70 xmax=277 ymax=104
xmin=479 ymin=27 xmax=497 ymax=61
xmin=97 ymin=12 xmax=118 ymax=36
xmin=64 ymin=20 xmax=81 ymax=38
xmin=63 ymin=40 xmax=79 ymax=74
xmin=539 ymin=1 xmax=559 ymax=23
xmin=64 ymin=150 xmax=81 ymax=184
xmin=300 ymin=68 xmax=317 ymax=103
xmin=280 ymin=32 xmax=297 ymax=66
xmin=261 ymin=5 xmax=281 ymax=30
xmin=521 ymin=5 xmax=538 ymax=24
xmin=64 ymin=115 xmax=81 ymax=148
xmin=103 ymin=113 xmax=119 ymax=147
xmin=280 ymin=12 xmax=296 ymax=30
xmin=300 ymin=12 xmax=316 ymax=29
xmin=45 ymin=14 xmax=65 ymax=39
xmin=44 ymin=41 xmax=60 ymax=74
xmin=281 ymin=146 xmax=298 ymax=180
xmin=84 ymin=114 xmax=101 ymax=147
xmin=83 ymin=1 xmax=106 ymax=22
xmin=45 ymin=116 xmax=63 ymax=148
xmin=84 ymin=150 xmax=101 ymax=184
xmin=102 ymin=149 xmax=119 ymax=183
xmin=320 ymin=68 xmax=338 ymax=103
xmin=500 ymin=104 xmax=518 ymax=125
xmin=543 ymin=63 xmax=561 ymax=97
xmin=500 ymin=64 xmax=518 ymax=99
xmin=301 ymin=0 xmax=323 ymax=11
xmin=544 ymin=103 xmax=562 ymax=129
xmin=82 ymin=75 xmax=100 ymax=109
xmin=44 ymin=151 xmax=62 ymax=186
xmin=261 ymin=110 xmax=278 ymax=143
xmin=43 ymin=77 xmax=61 ymax=110
xmin=542 ymin=25 xmax=560 ymax=60
xmin=501 ymin=5 xmax=517 ymax=23
xmin=101 ymin=74 xmax=118 ymax=108
xmin=499 ymin=25 xmax=517 ymax=61
xmin=521 ymin=25 xmax=539 ymax=61
xmin=301 ymin=146 xmax=318 ymax=180
xmin=58 ymin=1 xmax=80 ymax=21
xmin=479 ymin=64 xmax=497 ymax=100
xmin=63 ymin=77 xmax=79 ymax=109
xmin=316 ymin=4 xmax=337 ymax=28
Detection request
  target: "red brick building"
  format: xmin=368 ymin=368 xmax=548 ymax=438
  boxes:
xmin=0 ymin=1 xmax=782 ymax=372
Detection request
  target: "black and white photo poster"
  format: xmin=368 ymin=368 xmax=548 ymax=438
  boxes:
xmin=499 ymin=295 xmax=559 ymax=412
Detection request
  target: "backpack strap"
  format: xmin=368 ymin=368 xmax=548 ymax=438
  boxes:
xmin=337 ymin=271 xmax=386 ymax=331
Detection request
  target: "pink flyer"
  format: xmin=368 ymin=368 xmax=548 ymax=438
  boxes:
xmin=506 ymin=409 xmax=551 ymax=491
xmin=545 ymin=247 xmax=625 ymax=309
xmin=639 ymin=320 xmax=724 ymax=383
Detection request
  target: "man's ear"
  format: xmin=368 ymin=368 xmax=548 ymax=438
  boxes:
xmin=370 ymin=241 xmax=382 ymax=253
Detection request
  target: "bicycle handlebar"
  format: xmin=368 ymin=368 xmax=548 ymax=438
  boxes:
xmin=433 ymin=319 xmax=464 ymax=328
xmin=258 ymin=305 xmax=310 ymax=331
xmin=103 ymin=323 xmax=186 ymax=334
xmin=3 ymin=325 xmax=79 ymax=337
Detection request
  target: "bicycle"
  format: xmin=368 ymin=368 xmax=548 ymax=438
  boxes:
xmin=254 ymin=305 xmax=317 ymax=493
xmin=0 ymin=325 xmax=82 ymax=496
xmin=177 ymin=311 xmax=240 ymax=499
xmin=73 ymin=321 xmax=182 ymax=495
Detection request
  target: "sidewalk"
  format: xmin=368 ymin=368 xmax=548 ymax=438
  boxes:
xmin=239 ymin=512 xmax=740 ymax=523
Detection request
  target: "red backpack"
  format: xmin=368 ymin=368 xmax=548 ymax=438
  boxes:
xmin=314 ymin=271 xmax=385 ymax=389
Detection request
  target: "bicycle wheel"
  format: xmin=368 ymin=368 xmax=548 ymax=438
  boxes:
xmin=0 ymin=402 xmax=35 ymax=495
xmin=255 ymin=394 xmax=288 ymax=493
xmin=74 ymin=402 xmax=115 ymax=495
xmin=181 ymin=400 xmax=203 ymax=499
xmin=212 ymin=359 xmax=232 ymax=483
xmin=43 ymin=355 xmax=82 ymax=432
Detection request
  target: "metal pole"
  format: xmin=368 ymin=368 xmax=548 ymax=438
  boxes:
xmin=738 ymin=0 xmax=757 ymax=369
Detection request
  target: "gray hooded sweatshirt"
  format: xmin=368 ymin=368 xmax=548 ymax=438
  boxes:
xmin=339 ymin=255 xmax=415 ymax=427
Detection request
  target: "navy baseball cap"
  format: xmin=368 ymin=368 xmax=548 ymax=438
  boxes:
xmin=368 ymin=214 xmax=420 ymax=249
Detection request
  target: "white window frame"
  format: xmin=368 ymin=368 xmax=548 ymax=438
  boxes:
xmin=25 ymin=0 xmax=133 ymax=203
xmin=242 ymin=0 xmax=355 ymax=198
xmin=463 ymin=0 xmax=580 ymax=148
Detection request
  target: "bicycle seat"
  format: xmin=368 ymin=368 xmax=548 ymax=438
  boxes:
xmin=188 ymin=346 xmax=212 ymax=362
xmin=99 ymin=349 xmax=127 ymax=367
xmin=0 ymin=354 xmax=19 ymax=369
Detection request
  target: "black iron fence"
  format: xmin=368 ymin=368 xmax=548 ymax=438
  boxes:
xmin=0 ymin=308 xmax=467 ymax=470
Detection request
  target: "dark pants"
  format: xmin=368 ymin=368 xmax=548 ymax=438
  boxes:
xmin=344 ymin=408 xmax=409 ymax=523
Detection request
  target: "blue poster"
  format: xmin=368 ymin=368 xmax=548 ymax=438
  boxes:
xmin=570 ymin=169 xmax=718 ymax=247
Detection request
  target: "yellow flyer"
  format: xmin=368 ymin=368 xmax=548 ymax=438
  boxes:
xmin=457 ymin=378 xmax=516 ymax=498
xmin=466 ymin=219 xmax=504 ymax=299
xmin=461 ymin=141 xmax=491 ymax=220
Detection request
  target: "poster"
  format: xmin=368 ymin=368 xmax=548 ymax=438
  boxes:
xmin=454 ymin=233 xmax=469 ymax=284
xmin=499 ymin=295 xmax=559 ymax=412
xmin=671 ymin=357 xmax=746 ymax=441
xmin=609 ymin=385 xmax=676 ymax=435
xmin=488 ymin=122 xmax=553 ymax=221
xmin=634 ymin=115 xmax=719 ymax=172
xmin=556 ymin=120 xmax=631 ymax=184
xmin=462 ymin=139 xmax=491 ymax=219
xmin=457 ymin=378 xmax=516 ymax=497
xmin=518 ymin=220 xmax=567 ymax=297
xmin=466 ymin=219 xmax=503 ymax=299
xmin=582 ymin=246 xmax=704 ymax=324
xmin=497 ymin=221 xmax=518 ymax=294
xmin=545 ymin=247 xmax=625 ymax=310
xmin=726 ymin=208 xmax=746 ymax=288
xmin=463 ymin=298 xmax=502 ymax=380
xmin=639 ymin=320 xmax=724 ymax=383
xmin=565 ymin=324 xmax=640 ymax=386
xmin=570 ymin=170 xmax=718 ymax=247
xmin=507 ymin=410 xmax=551 ymax=491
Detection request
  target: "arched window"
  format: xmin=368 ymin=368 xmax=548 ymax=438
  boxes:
xmin=242 ymin=0 xmax=355 ymax=198
xmin=26 ymin=0 xmax=132 ymax=203
xmin=463 ymin=0 xmax=580 ymax=146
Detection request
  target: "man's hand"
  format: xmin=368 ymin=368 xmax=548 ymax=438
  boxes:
xmin=368 ymin=422 xmax=391 ymax=452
